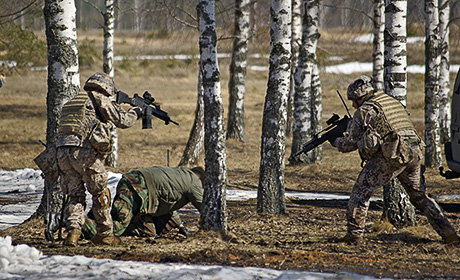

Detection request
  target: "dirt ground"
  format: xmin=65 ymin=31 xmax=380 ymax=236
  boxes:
xmin=2 ymin=165 xmax=460 ymax=279
xmin=2 ymin=29 xmax=460 ymax=279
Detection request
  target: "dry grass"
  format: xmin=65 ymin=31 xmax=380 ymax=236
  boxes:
xmin=1 ymin=29 xmax=460 ymax=197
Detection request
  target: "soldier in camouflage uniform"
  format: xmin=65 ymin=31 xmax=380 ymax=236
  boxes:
xmin=56 ymin=72 xmax=142 ymax=247
xmin=330 ymin=75 xmax=460 ymax=245
xmin=82 ymin=166 xmax=204 ymax=240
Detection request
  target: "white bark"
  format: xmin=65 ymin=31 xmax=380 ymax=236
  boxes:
xmin=290 ymin=0 xmax=321 ymax=164
xmin=384 ymin=0 xmax=407 ymax=105
xmin=383 ymin=0 xmax=416 ymax=228
xmin=104 ymin=0 xmax=118 ymax=168
xmin=286 ymin=0 xmax=302 ymax=136
xmin=373 ymin=0 xmax=385 ymax=91
xmin=227 ymin=0 xmax=251 ymax=142
xmin=257 ymin=0 xmax=291 ymax=214
xmin=40 ymin=0 xmax=80 ymax=227
xmin=439 ymin=0 xmax=451 ymax=143
xmin=424 ymin=0 xmax=442 ymax=167
xmin=197 ymin=0 xmax=228 ymax=234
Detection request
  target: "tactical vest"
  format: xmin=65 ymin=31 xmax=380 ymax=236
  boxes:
xmin=365 ymin=92 xmax=418 ymax=139
xmin=360 ymin=92 xmax=421 ymax=163
xmin=57 ymin=92 xmax=94 ymax=138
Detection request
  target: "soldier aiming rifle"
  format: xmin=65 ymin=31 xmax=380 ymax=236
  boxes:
xmin=289 ymin=90 xmax=351 ymax=163
xmin=116 ymin=90 xmax=179 ymax=128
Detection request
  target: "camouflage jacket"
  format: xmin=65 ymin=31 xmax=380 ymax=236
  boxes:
xmin=57 ymin=91 xmax=139 ymax=147
xmin=333 ymin=92 xmax=421 ymax=162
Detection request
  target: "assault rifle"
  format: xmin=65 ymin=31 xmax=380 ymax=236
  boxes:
xmin=288 ymin=90 xmax=351 ymax=162
xmin=288 ymin=114 xmax=350 ymax=162
xmin=116 ymin=90 xmax=179 ymax=128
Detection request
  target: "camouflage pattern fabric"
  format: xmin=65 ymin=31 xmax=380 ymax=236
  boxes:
xmin=347 ymin=147 xmax=457 ymax=240
xmin=57 ymin=145 xmax=112 ymax=236
xmin=82 ymin=170 xmax=177 ymax=238
xmin=333 ymin=92 xmax=457 ymax=241
xmin=56 ymin=89 xmax=140 ymax=239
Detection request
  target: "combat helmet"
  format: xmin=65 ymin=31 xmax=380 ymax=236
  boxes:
xmin=347 ymin=74 xmax=375 ymax=100
xmin=83 ymin=72 xmax=115 ymax=96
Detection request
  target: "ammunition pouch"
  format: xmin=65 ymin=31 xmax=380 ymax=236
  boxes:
xmin=88 ymin=120 xmax=113 ymax=156
xmin=381 ymin=132 xmax=417 ymax=164
xmin=357 ymin=128 xmax=380 ymax=160
xmin=34 ymin=145 xmax=59 ymax=182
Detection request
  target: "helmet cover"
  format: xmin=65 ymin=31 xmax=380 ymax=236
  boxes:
xmin=83 ymin=72 xmax=115 ymax=96
xmin=347 ymin=74 xmax=374 ymax=100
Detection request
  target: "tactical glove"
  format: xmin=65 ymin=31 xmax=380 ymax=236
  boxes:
xmin=132 ymin=106 xmax=143 ymax=119
xmin=178 ymin=226 xmax=192 ymax=238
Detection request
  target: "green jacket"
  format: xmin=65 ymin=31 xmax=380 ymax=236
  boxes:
xmin=137 ymin=166 xmax=203 ymax=217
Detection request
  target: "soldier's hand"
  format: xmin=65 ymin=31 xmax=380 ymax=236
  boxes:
xmin=132 ymin=107 xmax=143 ymax=119
xmin=178 ymin=226 xmax=192 ymax=238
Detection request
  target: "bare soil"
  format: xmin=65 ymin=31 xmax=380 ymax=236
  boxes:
xmin=2 ymin=189 xmax=460 ymax=279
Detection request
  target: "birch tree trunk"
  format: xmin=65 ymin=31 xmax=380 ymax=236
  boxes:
xmin=38 ymin=0 xmax=80 ymax=234
xmin=179 ymin=63 xmax=205 ymax=166
xmin=227 ymin=0 xmax=250 ymax=142
xmin=286 ymin=0 xmax=302 ymax=137
xmin=424 ymin=0 xmax=442 ymax=167
xmin=438 ymin=0 xmax=450 ymax=144
xmin=383 ymin=0 xmax=416 ymax=227
xmin=290 ymin=0 xmax=321 ymax=164
xmin=373 ymin=0 xmax=385 ymax=91
xmin=103 ymin=0 xmax=118 ymax=168
xmin=197 ymin=0 xmax=228 ymax=235
xmin=257 ymin=0 xmax=291 ymax=214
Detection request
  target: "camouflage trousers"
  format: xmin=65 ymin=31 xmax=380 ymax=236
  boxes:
xmin=347 ymin=147 xmax=457 ymax=241
xmin=82 ymin=171 xmax=174 ymax=239
xmin=57 ymin=146 xmax=112 ymax=237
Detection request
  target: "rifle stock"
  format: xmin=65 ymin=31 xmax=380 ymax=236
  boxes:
xmin=116 ymin=90 xmax=179 ymax=128
xmin=289 ymin=114 xmax=349 ymax=162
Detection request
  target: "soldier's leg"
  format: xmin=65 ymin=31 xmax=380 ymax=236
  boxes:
xmin=82 ymin=154 xmax=118 ymax=245
xmin=111 ymin=178 xmax=142 ymax=236
xmin=57 ymin=148 xmax=87 ymax=246
xmin=346 ymin=156 xmax=398 ymax=239
xmin=398 ymin=157 xmax=459 ymax=244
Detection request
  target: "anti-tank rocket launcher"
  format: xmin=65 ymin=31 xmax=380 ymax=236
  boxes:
xmin=116 ymin=90 xmax=179 ymax=128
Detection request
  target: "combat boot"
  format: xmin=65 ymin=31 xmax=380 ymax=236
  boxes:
xmin=334 ymin=234 xmax=363 ymax=245
xmin=91 ymin=233 xmax=121 ymax=246
xmin=64 ymin=229 xmax=81 ymax=247
xmin=444 ymin=233 xmax=460 ymax=246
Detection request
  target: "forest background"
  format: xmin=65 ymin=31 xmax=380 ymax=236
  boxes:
xmin=2 ymin=0 xmax=460 ymax=278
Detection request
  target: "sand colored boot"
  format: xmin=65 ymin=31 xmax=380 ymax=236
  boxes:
xmin=63 ymin=229 xmax=81 ymax=247
xmin=91 ymin=233 xmax=121 ymax=246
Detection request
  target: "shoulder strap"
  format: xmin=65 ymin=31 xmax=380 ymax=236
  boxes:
xmin=87 ymin=91 xmax=103 ymax=120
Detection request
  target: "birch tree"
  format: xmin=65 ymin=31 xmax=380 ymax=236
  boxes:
xmin=197 ymin=0 xmax=228 ymax=235
xmin=227 ymin=0 xmax=251 ymax=142
xmin=179 ymin=64 xmax=205 ymax=166
xmin=438 ymin=0 xmax=450 ymax=143
xmin=372 ymin=0 xmax=385 ymax=91
xmin=39 ymin=0 xmax=80 ymax=240
xmin=286 ymin=0 xmax=302 ymax=137
xmin=425 ymin=0 xmax=442 ymax=167
xmin=257 ymin=0 xmax=291 ymax=214
xmin=103 ymin=0 xmax=118 ymax=168
xmin=383 ymin=0 xmax=416 ymax=227
xmin=289 ymin=0 xmax=321 ymax=164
